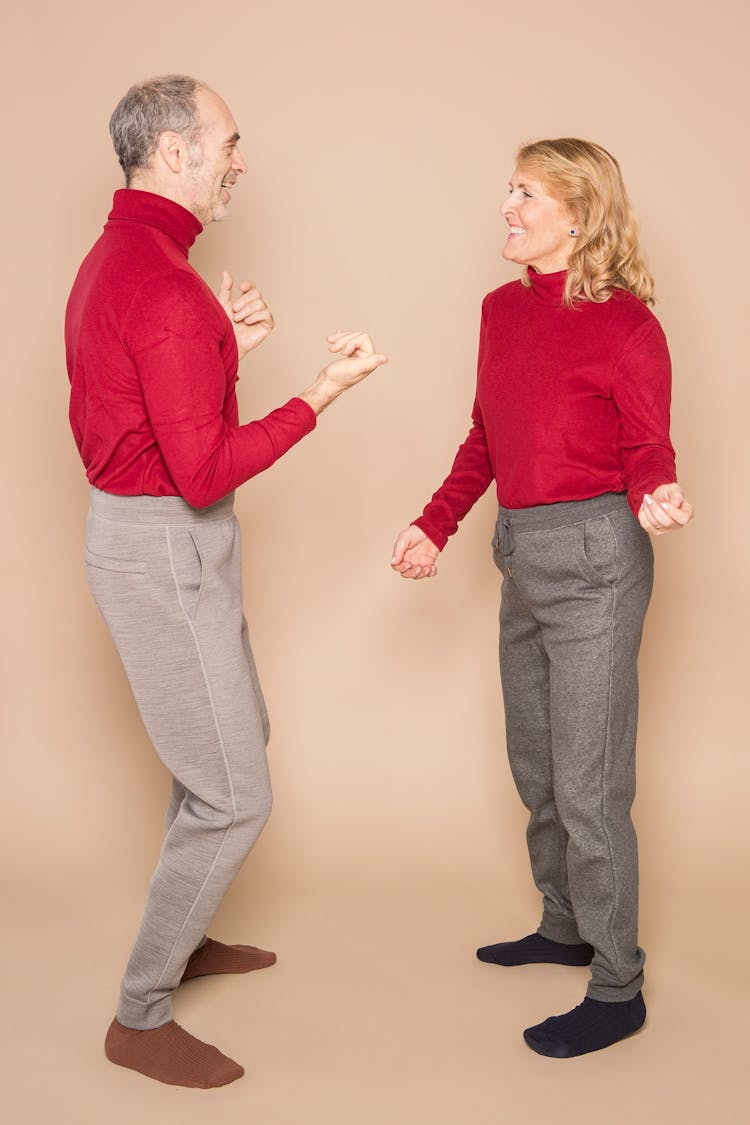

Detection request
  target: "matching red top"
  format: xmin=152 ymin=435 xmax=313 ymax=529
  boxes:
xmin=414 ymin=269 xmax=677 ymax=549
xmin=66 ymin=189 xmax=316 ymax=509
xmin=66 ymin=194 xmax=677 ymax=532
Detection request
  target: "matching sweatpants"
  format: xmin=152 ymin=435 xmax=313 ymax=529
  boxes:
xmin=85 ymin=487 xmax=272 ymax=1030
xmin=85 ymin=481 xmax=651 ymax=1024
xmin=493 ymin=493 xmax=653 ymax=1001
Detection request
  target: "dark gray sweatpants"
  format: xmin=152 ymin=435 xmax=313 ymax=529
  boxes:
xmin=85 ymin=487 xmax=272 ymax=1030
xmin=492 ymin=492 xmax=653 ymax=1001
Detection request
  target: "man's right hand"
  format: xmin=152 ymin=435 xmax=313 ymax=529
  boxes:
xmin=300 ymin=331 xmax=388 ymax=414
xmin=391 ymin=526 xmax=440 ymax=579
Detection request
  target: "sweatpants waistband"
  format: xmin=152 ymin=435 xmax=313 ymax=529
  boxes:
xmin=496 ymin=492 xmax=630 ymax=534
xmin=88 ymin=486 xmax=235 ymax=526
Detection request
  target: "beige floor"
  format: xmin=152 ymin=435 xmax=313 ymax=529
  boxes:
xmin=6 ymin=873 xmax=743 ymax=1125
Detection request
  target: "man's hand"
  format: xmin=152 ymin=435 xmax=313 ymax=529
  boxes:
xmin=218 ymin=272 xmax=274 ymax=360
xmin=300 ymin=330 xmax=388 ymax=414
xmin=638 ymin=482 xmax=695 ymax=536
xmin=391 ymin=526 xmax=440 ymax=579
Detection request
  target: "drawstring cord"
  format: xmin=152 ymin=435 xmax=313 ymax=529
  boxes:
xmin=493 ymin=516 xmax=515 ymax=576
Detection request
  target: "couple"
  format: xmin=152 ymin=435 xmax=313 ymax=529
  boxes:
xmin=66 ymin=75 xmax=693 ymax=1088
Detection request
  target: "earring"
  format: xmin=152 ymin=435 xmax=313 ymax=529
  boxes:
xmin=569 ymin=228 xmax=577 ymax=236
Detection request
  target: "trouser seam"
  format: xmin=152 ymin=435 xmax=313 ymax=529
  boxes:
xmin=601 ymin=583 xmax=622 ymax=977
xmin=144 ymin=526 xmax=240 ymax=1006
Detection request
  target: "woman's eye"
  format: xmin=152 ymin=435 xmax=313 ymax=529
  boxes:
xmin=522 ymin=191 xmax=532 ymax=198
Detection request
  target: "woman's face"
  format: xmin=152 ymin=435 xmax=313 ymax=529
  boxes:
xmin=500 ymin=165 xmax=575 ymax=274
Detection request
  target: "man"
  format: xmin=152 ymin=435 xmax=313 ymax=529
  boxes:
xmin=65 ymin=74 xmax=386 ymax=1089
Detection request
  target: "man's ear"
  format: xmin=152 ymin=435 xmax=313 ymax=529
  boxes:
xmin=156 ymin=131 xmax=185 ymax=174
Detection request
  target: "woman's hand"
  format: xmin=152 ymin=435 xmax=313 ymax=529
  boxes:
xmin=638 ymin=483 xmax=694 ymax=535
xmin=391 ymin=526 xmax=440 ymax=579
xmin=218 ymin=272 xmax=274 ymax=360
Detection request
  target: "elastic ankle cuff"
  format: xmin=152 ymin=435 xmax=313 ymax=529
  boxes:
xmin=586 ymin=976 xmax=644 ymax=1002
xmin=116 ymin=993 xmax=173 ymax=1031
xmin=537 ymin=917 xmax=584 ymax=946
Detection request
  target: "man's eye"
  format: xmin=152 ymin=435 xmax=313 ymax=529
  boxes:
xmin=522 ymin=191 xmax=532 ymax=198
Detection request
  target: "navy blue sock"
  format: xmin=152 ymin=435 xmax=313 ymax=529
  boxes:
xmin=476 ymin=933 xmax=594 ymax=967
xmin=523 ymin=992 xmax=646 ymax=1057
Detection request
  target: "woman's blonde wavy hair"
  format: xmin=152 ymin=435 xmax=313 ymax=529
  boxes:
xmin=516 ymin=138 xmax=654 ymax=307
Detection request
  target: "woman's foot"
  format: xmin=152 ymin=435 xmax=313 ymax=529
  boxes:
xmin=476 ymin=933 xmax=594 ymax=966
xmin=104 ymin=1018 xmax=244 ymax=1087
xmin=523 ymin=991 xmax=646 ymax=1057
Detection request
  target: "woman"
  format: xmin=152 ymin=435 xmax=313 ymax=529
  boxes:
xmin=391 ymin=139 xmax=693 ymax=1058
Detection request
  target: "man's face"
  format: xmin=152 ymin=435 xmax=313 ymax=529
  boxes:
xmin=182 ymin=88 xmax=247 ymax=224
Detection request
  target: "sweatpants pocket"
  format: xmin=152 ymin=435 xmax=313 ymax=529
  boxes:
xmin=166 ymin=528 xmax=204 ymax=621
xmin=575 ymin=516 xmax=618 ymax=588
xmin=84 ymin=547 xmax=146 ymax=575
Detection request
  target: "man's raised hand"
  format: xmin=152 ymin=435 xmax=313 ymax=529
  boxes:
xmin=323 ymin=330 xmax=388 ymax=388
xmin=218 ymin=272 xmax=274 ymax=359
xmin=300 ymin=331 xmax=388 ymax=414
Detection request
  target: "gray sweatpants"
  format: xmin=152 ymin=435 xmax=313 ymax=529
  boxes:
xmin=85 ymin=487 xmax=272 ymax=1030
xmin=492 ymin=492 xmax=653 ymax=1001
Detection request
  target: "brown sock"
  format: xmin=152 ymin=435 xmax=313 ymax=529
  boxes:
xmin=181 ymin=938 xmax=277 ymax=982
xmin=104 ymin=1018 xmax=244 ymax=1088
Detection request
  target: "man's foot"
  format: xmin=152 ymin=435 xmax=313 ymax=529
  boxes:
xmin=104 ymin=1018 xmax=244 ymax=1087
xmin=181 ymin=938 xmax=277 ymax=982
xmin=476 ymin=933 xmax=594 ymax=967
xmin=523 ymin=992 xmax=646 ymax=1058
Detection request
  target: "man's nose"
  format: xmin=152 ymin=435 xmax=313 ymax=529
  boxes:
xmin=234 ymin=147 xmax=248 ymax=175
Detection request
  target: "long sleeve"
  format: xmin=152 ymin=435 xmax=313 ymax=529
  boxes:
xmin=413 ymin=396 xmax=494 ymax=550
xmin=610 ymin=318 xmax=677 ymax=517
xmin=412 ymin=303 xmax=494 ymax=550
xmin=125 ymin=269 xmax=316 ymax=508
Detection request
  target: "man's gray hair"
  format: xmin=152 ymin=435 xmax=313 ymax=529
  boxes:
xmin=109 ymin=75 xmax=205 ymax=185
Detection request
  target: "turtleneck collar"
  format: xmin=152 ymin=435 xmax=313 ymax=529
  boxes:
xmin=108 ymin=189 xmax=203 ymax=256
xmin=527 ymin=267 xmax=568 ymax=307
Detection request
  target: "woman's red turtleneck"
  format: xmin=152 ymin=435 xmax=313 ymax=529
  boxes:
xmin=414 ymin=269 xmax=677 ymax=549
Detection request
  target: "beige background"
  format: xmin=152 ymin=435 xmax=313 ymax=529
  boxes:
xmin=3 ymin=0 xmax=748 ymax=1121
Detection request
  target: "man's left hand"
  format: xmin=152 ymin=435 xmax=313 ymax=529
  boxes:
xmin=218 ymin=272 xmax=274 ymax=359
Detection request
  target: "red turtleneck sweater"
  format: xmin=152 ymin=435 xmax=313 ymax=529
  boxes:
xmin=66 ymin=189 xmax=316 ymax=508
xmin=414 ymin=269 xmax=677 ymax=549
